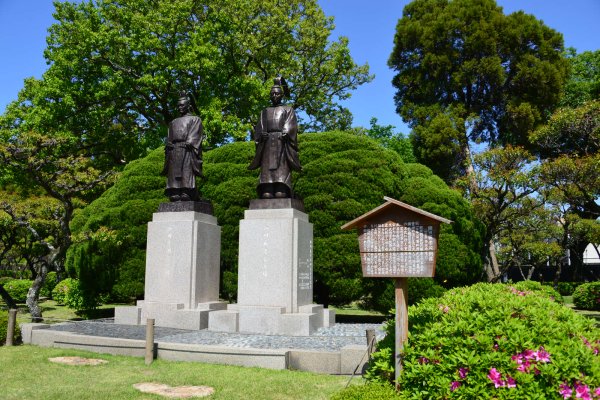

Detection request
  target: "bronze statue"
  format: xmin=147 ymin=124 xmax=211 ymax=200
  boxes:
xmin=162 ymin=92 xmax=203 ymax=201
xmin=249 ymin=77 xmax=301 ymax=199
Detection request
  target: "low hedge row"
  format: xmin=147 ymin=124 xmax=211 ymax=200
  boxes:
xmin=573 ymin=282 xmax=600 ymax=311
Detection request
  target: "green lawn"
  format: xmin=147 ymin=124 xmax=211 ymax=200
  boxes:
xmin=0 ymin=346 xmax=350 ymax=400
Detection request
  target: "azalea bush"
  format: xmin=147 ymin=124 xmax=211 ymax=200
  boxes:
xmin=573 ymin=282 xmax=600 ymax=311
xmin=366 ymin=281 xmax=600 ymax=399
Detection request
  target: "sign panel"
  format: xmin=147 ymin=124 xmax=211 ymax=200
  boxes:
xmin=359 ymin=220 xmax=438 ymax=277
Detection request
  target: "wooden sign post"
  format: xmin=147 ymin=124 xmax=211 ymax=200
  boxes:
xmin=341 ymin=196 xmax=451 ymax=385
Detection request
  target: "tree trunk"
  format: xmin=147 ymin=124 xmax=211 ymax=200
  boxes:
xmin=484 ymin=239 xmax=502 ymax=282
xmin=0 ymin=284 xmax=17 ymax=309
xmin=26 ymin=264 xmax=48 ymax=322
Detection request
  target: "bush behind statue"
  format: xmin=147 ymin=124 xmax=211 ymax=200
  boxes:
xmin=573 ymin=281 xmax=600 ymax=311
xmin=366 ymin=281 xmax=599 ymax=399
xmin=67 ymin=131 xmax=484 ymax=311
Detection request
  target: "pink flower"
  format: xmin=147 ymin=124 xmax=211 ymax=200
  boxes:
xmin=594 ymin=387 xmax=600 ymax=397
xmin=559 ymin=382 xmax=573 ymax=399
xmin=516 ymin=361 xmax=530 ymax=373
xmin=506 ymin=375 xmax=517 ymax=388
xmin=535 ymin=346 xmax=551 ymax=363
xmin=458 ymin=367 xmax=469 ymax=380
xmin=450 ymin=381 xmax=461 ymax=391
xmin=523 ymin=349 xmax=536 ymax=361
xmin=488 ymin=368 xmax=505 ymax=388
xmin=418 ymin=356 xmax=429 ymax=364
xmin=575 ymin=383 xmax=591 ymax=400
xmin=439 ymin=305 xmax=450 ymax=313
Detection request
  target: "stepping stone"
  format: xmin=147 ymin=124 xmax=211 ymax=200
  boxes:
xmin=133 ymin=382 xmax=214 ymax=398
xmin=48 ymin=356 xmax=108 ymax=366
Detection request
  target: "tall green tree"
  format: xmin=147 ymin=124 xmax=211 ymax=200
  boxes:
xmin=2 ymin=0 xmax=371 ymax=163
xmin=531 ymin=100 xmax=600 ymax=279
xmin=0 ymin=131 xmax=112 ymax=319
xmin=389 ymin=0 xmax=568 ymax=184
xmin=561 ymin=49 xmax=600 ymax=108
xmin=462 ymin=146 xmax=541 ymax=282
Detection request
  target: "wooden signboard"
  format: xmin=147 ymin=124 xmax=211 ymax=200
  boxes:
xmin=341 ymin=196 xmax=452 ymax=386
xmin=341 ymin=196 xmax=450 ymax=278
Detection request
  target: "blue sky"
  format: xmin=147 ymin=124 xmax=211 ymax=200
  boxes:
xmin=1 ymin=0 xmax=599 ymax=134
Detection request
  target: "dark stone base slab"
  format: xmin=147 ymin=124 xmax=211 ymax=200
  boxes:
xmin=249 ymin=198 xmax=305 ymax=212
xmin=157 ymin=200 xmax=214 ymax=215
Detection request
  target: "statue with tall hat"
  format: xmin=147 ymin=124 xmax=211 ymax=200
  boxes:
xmin=249 ymin=77 xmax=301 ymax=199
xmin=162 ymin=91 xmax=204 ymax=202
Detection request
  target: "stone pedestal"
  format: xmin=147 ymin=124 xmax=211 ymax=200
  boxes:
xmin=208 ymin=207 xmax=334 ymax=335
xmin=115 ymin=209 xmax=225 ymax=329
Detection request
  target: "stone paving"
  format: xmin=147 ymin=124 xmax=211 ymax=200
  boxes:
xmin=47 ymin=320 xmax=386 ymax=352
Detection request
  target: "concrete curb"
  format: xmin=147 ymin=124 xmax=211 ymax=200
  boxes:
xmin=22 ymin=323 xmax=371 ymax=375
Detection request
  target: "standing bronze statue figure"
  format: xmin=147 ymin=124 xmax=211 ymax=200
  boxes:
xmin=249 ymin=77 xmax=301 ymax=199
xmin=162 ymin=92 xmax=204 ymax=202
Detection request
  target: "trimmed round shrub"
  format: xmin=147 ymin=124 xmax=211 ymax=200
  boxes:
xmin=573 ymin=282 xmax=600 ymax=311
xmin=52 ymin=278 xmax=91 ymax=310
xmin=331 ymin=383 xmax=400 ymax=399
xmin=0 ymin=311 xmax=22 ymax=345
xmin=367 ymin=282 xmax=600 ymax=399
xmin=556 ymin=282 xmax=575 ymax=296
xmin=2 ymin=280 xmax=32 ymax=303
xmin=40 ymin=272 xmax=58 ymax=298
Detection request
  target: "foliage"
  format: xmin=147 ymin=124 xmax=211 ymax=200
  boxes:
xmin=330 ymin=383 xmax=400 ymax=400
xmin=573 ymin=282 xmax=600 ymax=311
xmin=67 ymin=131 xmax=483 ymax=310
xmin=0 ymin=311 xmax=22 ymax=346
xmin=561 ymin=49 xmax=600 ymax=108
xmin=40 ymin=271 xmax=58 ymax=299
xmin=532 ymin=100 xmax=600 ymax=278
xmin=51 ymin=278 xmax=92 ymax=310
xmin=407 ymin=278 xmax=447 ymax=306
xmin=2 ymin=279 xmax=32 ymax=303
xmin=2 ymin=0 xmax=371 ymax=156
xmin=356 ymin=117 xmax=416 ymax=163
xmin=367 ymin=282 xmax=599 ymax=399
xmin=410 ymin=110 xmax=467 ymax=184
xmin=555 ymin=282 xmax=576 ymax=297
xmin=390 ymin=0 xmax=568 ymax=151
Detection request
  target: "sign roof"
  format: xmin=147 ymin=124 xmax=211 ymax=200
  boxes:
xmin=340 ymin=196 xmax=452 ymax=230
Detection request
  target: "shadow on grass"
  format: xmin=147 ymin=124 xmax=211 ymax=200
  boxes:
xmin=335 ymin=314 xmax=388 ymax=324
xmin=75 ymin=308 xmax=115 ymax=320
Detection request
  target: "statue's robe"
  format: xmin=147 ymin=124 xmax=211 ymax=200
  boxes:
xmin=249 ymin=105 xmax=301 ymax=195
xmin=162 ymin=113 xmax=203 ymax=191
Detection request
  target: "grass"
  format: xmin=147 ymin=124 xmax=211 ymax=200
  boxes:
xmin=0 ymin=345 xmax=350 ymax=400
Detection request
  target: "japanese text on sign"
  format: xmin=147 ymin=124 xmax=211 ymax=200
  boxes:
xmin=361 ymin=221 xmax=435 ymax=277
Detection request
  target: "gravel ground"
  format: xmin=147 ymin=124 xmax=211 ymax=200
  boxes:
xmin=47 ymin=320 xmax=386 ymax=352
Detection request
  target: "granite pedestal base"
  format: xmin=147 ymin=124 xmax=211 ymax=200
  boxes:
xmin=115 ymin=210 xmax=225 ymax=330
xmin=208 ymin=207 xmax=335 ymax=336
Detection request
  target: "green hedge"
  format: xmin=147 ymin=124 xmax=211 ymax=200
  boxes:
xmin=573 ymin=282 xmax=600 ymax=310
xmin=367 ymin=281 xmax=600 ymax=399
xmin=2 ymin=280 xmax=32 ymax=303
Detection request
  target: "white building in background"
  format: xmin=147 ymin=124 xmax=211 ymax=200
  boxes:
xmin=584 ymin=243 xmax=600 ymax=266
